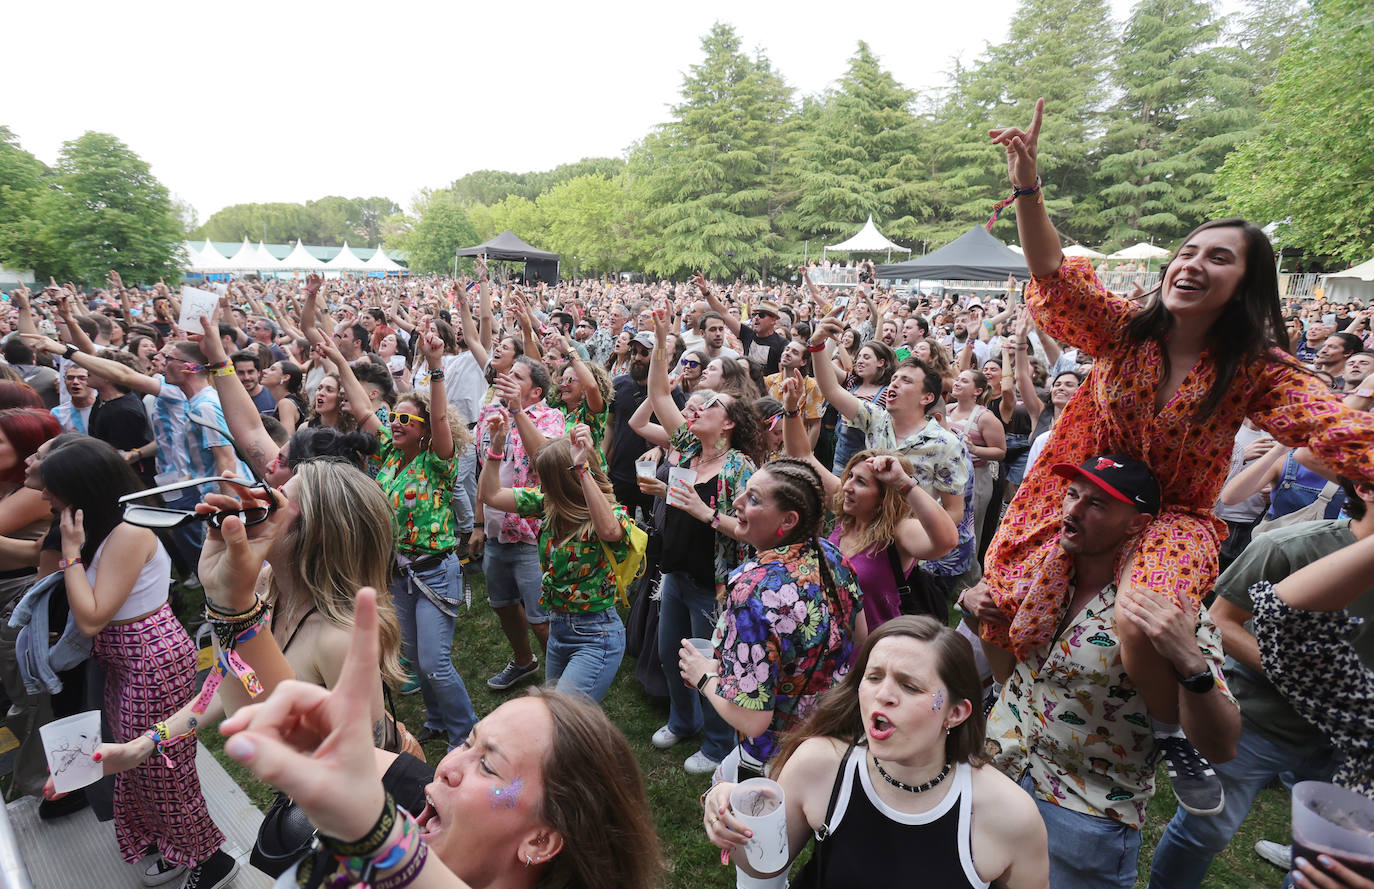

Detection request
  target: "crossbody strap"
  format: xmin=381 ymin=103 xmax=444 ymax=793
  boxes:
xmin=815 ymin=742 xmax=857 ymax=842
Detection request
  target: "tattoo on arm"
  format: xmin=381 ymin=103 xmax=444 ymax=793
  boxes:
xmin=187 ymin=716 xmax=198 ymax=731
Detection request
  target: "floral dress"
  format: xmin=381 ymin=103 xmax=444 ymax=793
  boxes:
xmin=982 ymin=257 xmax=1374 ymax=659
xmin=669 ymin=422 xmax=756 ymax=591
xmin=713 ymin=538 xmax=863 ymax=764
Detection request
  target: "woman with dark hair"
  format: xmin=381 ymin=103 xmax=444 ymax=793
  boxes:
xmin=947 ymin=370 xmax=1007 ymax=558
xmin=604 ymin=330 xmax=632 ymax=377
xmin=125 ymin=335 xmax=159 ymax=374
xmin=831 ymin=340 xmax=895 ymax=475
xmin=677 ymin=348 xmax=708 ymax=394
xmin=479 ymin=422 xmax=630 ymax=703
xmin=700 ymin=355 xmax=758 ymax=400
xmin=262 ymin=359 xmax=305 ymax=431
xmin=41 ymin=438 xmax=237 ymax=888
xmin=702 ymin=617 xmax=1048 ymax=889
xmin=675 ymin=457 xmax=865 ymax=780
xmin=980 ymin=100 xmax=1374 ymax=793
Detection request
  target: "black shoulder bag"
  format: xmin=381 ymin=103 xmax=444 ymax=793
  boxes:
xmin=887 ymin=542 xmax=942 ymax=618
xmin=789 ymin=741 xmax=856 ymax=889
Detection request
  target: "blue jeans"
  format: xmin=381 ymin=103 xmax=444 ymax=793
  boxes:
xmin=1019 ymin=773 xmax=1141 ymax=889
xmin=546 ymin=608 xmax=625 ymax=703
xmin=1149 ymin=723 xmax=1335 ymax=888
xmin=451 ymin=439 xmax=476 ymax=535
xmin=163 ymin=488 xmax=206 ymax=577
xmin=390 ymin=555 xmax=476 ymax=747
xmin=658 ymin=571 xmax=735 ymax=762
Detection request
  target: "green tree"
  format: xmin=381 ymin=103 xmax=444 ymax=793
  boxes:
xmin=467 ymin=195 xmax=546 ymax=245
xmin=640 ymin=24 xmax=796 ymax=279
xmin=400 ymin=193 xmax=479 ymax=275
xmin=44 ymin=132 xmax=182 ymax=284
xmin=1216 ymin=0 xmax=1374 ymax=262
xmin=1095 ymin=0 xmax=1246 ymax=248
xmin=783 ymin=43 xmax=923 ymax=250
xmin=538 ymin=175 xmax=629 ymax=275
xmin=0 ymin=127 xmax=64 ymax=277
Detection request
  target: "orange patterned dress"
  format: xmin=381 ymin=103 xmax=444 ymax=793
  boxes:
xmin=982 ymin=257 xmax=1374 ymax=658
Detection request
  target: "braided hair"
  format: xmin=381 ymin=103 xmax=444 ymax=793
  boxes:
xmin=760 ymin=458 xmax=839 ymax=611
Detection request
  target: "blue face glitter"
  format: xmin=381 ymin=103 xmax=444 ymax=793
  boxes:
xmin=931 ymin=689 xmax=945 ymax=712
xmin=489 ymin=776 xmax=523 ymax=809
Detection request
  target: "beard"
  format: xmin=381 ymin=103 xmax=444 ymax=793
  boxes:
xmin=629 ymin=361 xmax=649 ymax=382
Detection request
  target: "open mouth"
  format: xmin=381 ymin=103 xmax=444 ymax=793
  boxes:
xmin=1172 ymin=278 xmax=1203 ymax=293
xmin=416 ymin=793 xmax=441 ymax=839
xmin=869 ymin=712 xmax=895 ymax=741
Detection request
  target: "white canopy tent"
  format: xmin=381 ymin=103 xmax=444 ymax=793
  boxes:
xmin=223 ymin=238 xmax=271 ymax=274
xmin=252 ymin=241 xmax=283 ymax=272
xmin=363 ymin=247 xmax=406 ymax=275
xmin=823 ymin=215 xmax=910 ymax=262
xmin=186 ymin=240 xmax=233 ymax=273
xmin=1063 ymin=245 xmax=1107 ymax=259
xmin=1108 ymin=242 xmax=1171 ymax=260
xmin=324 ymin=242 xmax=367 ymax=273
xmin=279 ymin=240 xmax=326 ymax=271
xmin=1323 ymin=257 xmax=1374 ymax=304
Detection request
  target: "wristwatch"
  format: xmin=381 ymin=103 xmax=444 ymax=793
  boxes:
xmin=1175 ymin=668 xmax=1215 ymax=694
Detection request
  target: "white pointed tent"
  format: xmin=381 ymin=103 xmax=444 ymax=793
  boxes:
xmin=823 ymin=215 xmax=910 ymax=261
xmin=187 ymin=239 xmax=233 ymax=273
xmin=279 ymin=240 xmax=326 ymax=271
xmin=363 ymin=247 xmax=405 ymax=275
xmin=1108 ymin=242 xmax=1171 ymax=260
xmin=1323 ymin=257 xmax=1374 ymax=303
xmin=223 ymin=238 xmax=268 ymax=273
xmin=1063 ymin=245 xmax=1106 ymax=259
xmin=252 ymin=241 xmax=283 ymax=272
xmin=325 ymin=242 xmax=367 ymax=273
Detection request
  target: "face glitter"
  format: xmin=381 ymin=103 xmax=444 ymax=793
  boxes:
xmin=489 ymin=776 xmax=523 ymax=809
xmin=931 ymin=689 xmax=945 ymax=712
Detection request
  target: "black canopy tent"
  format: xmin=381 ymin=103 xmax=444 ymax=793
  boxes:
xmin=455 ymin=230 xmax=560 ymax=284
xmin=875 ymin=226 xmax=1029 ymax=281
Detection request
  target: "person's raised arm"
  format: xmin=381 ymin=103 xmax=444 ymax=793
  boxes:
xmin=780 ymin=370 xmax=839 ymax=496
xmin=648 ymin=306 xmax=686 ymax=433
xmin=989 ymin=98 xmax=1063 ymax=278
xmin=476 ymin=256 xmax=494 ymax=353
xmin=198 ymin=314 xmax=280 ymax=476
xmin=1038 ymin=327 xmax=1063 ymax=369
xmin=570 ymin=425 xmax=622 ymax=543
xmin=477 ymin=410 xmax=519 ymax=513
xmin=694 ymin=273 xmax=741 ymax=337
xmin=561 ymin=333 xmax=604 ymax=414
xmin=492 ymin=370 xmax=548 ymax=457
xmin=808 ymin=319 xmax=862 ymax=420
xmin=55 ymin=295 xmax=98 ymax=354
xmin=1219 ymin=444 xmax=1289 ymax=505
xmin=627 ymin=392 xmax=668 ymax=448
xmin=1013 ymin=311 xmax=1044 ymax=421
xmin=417 ymin=322 xmax=454 ymax=460
xmin=451 ymin=285 xmax=488 ymax=369
xmin=316 ymin=333 xmax=382 ymax=434
xmin=24 ymin=333 xmax=163 ymax=397
xmin=300 ymin=273 xmax=324 ymax=346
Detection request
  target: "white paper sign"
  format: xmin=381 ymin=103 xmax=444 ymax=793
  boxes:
xmin=178 ymin=286 xmax=220 ymax=333
xmin=40 ymin=710 xmax=102 ymax=793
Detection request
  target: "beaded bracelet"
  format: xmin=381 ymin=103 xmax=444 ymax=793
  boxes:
xmin=336 ymin=810 xmax=420 ymax=886
xmin=58 ymin=556 xmax=82 ymax=571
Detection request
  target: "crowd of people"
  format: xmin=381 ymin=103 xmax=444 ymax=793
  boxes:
xmin=0 ymin=99 xmax=1372 ymax=889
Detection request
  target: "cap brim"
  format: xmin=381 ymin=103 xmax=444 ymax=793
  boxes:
xmin=1050 ymin=463 xmax=1137 ymax=509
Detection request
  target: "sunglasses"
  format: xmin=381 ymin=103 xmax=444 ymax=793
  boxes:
xmin=751 ymin=311 xmax=770 ymax=319
xmin=388 ymin=411 xmax=427 ymax=426
xmin=680 ymin=359 xmax=701 ymax=369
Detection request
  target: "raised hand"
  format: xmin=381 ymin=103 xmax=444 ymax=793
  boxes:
xmin=303 ymin=272 xmax=323 ymax=295
xmin=198 ymin=315 xmax=229 ymax=364
xmin=197 ymin=487 xmax=289 ymax=613
xmin=989 ymin=97 xmax=1044 ymax=189
xmin=569 ymin=423 xmax=594 ymax=467
xmin=484 ymin=406 xmax=511 ymax=449
xmin=867 ymin=453 xmax=910 ymax=486
xmin=780 ymin=369 xmax=804 ymax=414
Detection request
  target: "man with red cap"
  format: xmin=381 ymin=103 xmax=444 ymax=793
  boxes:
xmin=962 ymin=454 xmax=1241 ymax=889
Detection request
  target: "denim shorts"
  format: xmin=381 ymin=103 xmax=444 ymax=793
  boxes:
xmin=483 ymin=539 xmax=547 ymax=624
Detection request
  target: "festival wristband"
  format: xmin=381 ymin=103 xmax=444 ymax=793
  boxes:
xmin=58 ymin=556 xmax=82 ymax=571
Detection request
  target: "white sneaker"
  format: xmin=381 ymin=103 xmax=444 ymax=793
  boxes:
xmin=651 ymin=725 xmax=686 ymax=750
xmin=684 ymin=750 xmax=720 ymax=775
xmin=1254 ymin=840 xmax=1292 ymax=870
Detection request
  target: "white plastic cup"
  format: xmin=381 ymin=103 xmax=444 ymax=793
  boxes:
xmin=668 ymin=466 xmax=698 ymax=492
xmin=40 ymin=710 xmax=103 ymax=793
xmin=1292 ymin=781 xmax=1374 ymax=878
xmin=730 ymin=777 xmax=789 ymax=874
xmin=635 ymin=459 xmax=656 ymax=480
xmin=687 ymin=637 xmax=713 ymax=658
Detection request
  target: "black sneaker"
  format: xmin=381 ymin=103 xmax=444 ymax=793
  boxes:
xmin=1155 ymin=736 xmax=1225 ymax=816
xmin=183 ymin=850 xmax=239 ymax=889
xmin=487 ymin=658 xmax=539 ymax=691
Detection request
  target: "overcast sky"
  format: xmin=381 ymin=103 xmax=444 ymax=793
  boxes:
xmin=11 ymin=0 xmax=1156 ymax=223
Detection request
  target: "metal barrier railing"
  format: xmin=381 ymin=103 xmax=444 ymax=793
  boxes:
xmin=0 ymin=803 xmax=34 ymax=889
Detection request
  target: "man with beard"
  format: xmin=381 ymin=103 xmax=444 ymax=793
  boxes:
xmin=697 ymin=312 xmax=739 ymax=361
xmin=606 ymin=331 xmax=686 ymax=519
xmin=963 ymin=455 xmax=1240 ymax=889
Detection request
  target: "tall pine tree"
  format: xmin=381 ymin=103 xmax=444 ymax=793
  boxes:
xmin=640 ymin=24 xmax=795 ymax=279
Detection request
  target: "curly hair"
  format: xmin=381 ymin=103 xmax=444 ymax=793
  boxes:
xmin=832 ymin=449 xmax=917 ymax=557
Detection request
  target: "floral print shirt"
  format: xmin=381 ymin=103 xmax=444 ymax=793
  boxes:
xmin=513 ymin=487 xmax=631 ymax=614
xmin=545 ymin=390 xmax=611 ymax=468
xmin=375 ymin=426 xmax=457 ymax=555
xmin=669 ymin=422 xmax=756 ymax=589
xmin=985 ymin=582 xmax=1233 ymax=829
xmin=765 ymin=372 xmax=823 ymax=420
xmin=477 ymin=400 xmax=567 ymax=544
xmin=847 ymin=402 xmax=971 ymax=499
xmin=713 ymin=538 xmax=863 ymax=764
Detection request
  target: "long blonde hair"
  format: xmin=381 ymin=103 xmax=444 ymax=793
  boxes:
xmin=833 ymin=449 xmax=917 ymax=557
xmin=532 ymin=437 xmax=617 ymax=547
xmin=269 ymin=459 xmax=405 ymax=687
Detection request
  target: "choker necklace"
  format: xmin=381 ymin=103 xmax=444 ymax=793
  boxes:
xmin=872 ymin=756 xmax=952 ymax=794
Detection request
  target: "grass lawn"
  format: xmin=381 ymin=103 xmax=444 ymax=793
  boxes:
xmin=190 ymin=575 xmax=1295 ymax=889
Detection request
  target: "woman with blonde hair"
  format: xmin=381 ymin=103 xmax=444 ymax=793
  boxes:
xmin=479 ymin=421 xmax=631 ymax=703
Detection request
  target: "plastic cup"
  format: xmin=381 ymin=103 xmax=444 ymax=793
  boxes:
xmin=1292 ymin=781 xmax=1374 ymax=878
xmin=729 ymin=777 xmax=789 ymax=874
xmin=687 ymin=638 xmax=713 ymax=658
xmin=635 ymin=459 xmax=656 ymax=480
xmin=40 ymin=710 xmax=103 ymax=794
xmin=668 ymin=466 xmax=698 ymax=491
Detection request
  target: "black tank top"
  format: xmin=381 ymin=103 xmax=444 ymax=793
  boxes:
xmin=795 ymin=748 xmax=987 ymax=889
